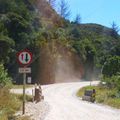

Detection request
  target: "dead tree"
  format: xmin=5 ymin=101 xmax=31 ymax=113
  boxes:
xmin=58 ymin=0 xmax=71 ymax=19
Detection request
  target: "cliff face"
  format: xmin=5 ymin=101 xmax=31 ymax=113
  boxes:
xmin=34 ymin=0 xmax=84 ymax=84
xmin=34 ymin=0 xmax=63 ymax=28
xmin=37 ymin=42 xmax=84 ymax=85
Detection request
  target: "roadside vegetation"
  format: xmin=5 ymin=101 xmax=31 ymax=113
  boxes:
xmin=0 ymin=87 xmax=32 ymax=120
xmin=0 ymin=64 xmax=32 ymax=120
xmin=0 ymin=88 xmax=21 ymax=120
xmin=77 ymin=56 xmax=120 ymax=109
xmin=0 ymin=64 xmax=20 ymax=120
xmin=77 ymin=85 xmax=120 ymax=109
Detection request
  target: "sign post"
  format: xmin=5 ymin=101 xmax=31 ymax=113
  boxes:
xmin=17 ymin=49 xmax=32 ymax=115
xmin=23 ymin=70 xmax=26 ymax=114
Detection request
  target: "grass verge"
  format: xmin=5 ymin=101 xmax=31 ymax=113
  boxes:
xmin=0 ymin=87 xmax=21 ymax=120
xmin=77 ymin=85 xmax=120 ymax=109
xmin=0 ymin=87 xmax=33 ymax=120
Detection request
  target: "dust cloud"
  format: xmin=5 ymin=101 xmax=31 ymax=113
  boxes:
xmin=37 ymin=43 xmax=84 ymax=85
xmin=54 ymin=52 xmax=83 ymax=83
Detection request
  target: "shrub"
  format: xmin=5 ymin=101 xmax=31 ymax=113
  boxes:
xmin=102 ymin=74 xmax=120 ymax=94
xmin=0 ymin=64 xmax=12 ymax=87
xmin=0 ymin=88 xmax=21 ymax=120
xmin=102 ymin=56 xmax=120 ymax=77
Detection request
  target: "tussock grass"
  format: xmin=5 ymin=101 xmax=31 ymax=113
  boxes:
xmin=15 ymin=94 xmax=33 ymax=102
xmin=0 ymin=87 xmax=21 ymax=120
xmin=0 ymin=87 xmax=33 ymax=120
xmin=77 ymin=85 xmax=120 ymax=109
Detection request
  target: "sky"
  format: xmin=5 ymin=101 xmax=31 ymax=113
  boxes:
xmin=56 ymin=0 xmax=120 ymax=28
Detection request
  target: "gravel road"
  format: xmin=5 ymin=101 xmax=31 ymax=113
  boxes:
xmin=12 ymin=81 xmax=120 ymax=120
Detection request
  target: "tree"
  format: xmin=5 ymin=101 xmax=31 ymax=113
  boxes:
xmin=110 ymin=21 xmax=119 ymax=38
xmin=74 ymin=14 xmax=81 ymax=24
xmin=102 ymin=56 xmax=120 ymax=77
xmin=0 ymin=0 xmax=42 ymax=84
xmin=58 ymin=0 xmax=71 ymax=19
xmin=48 ymin=0 xmax=56 ymax=7
xmin=111 ymin=43 xmax=120 ymax=56
xmin=0 ymin=35 xmax=15 ymax=63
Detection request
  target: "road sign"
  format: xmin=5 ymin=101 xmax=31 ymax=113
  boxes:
xmin=17 ymin=49 xmax=32 ymax=66
xmin=27 ymin=77 xmax=32 ymax=84
xmin=17 ymin=50 xmax=32 ymax=114
xmin=19 ymin=67 xmax=31 ymax=73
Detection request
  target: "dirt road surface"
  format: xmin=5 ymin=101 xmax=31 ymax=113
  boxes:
xmin=12 ymin=81 xmax=120 ymax=120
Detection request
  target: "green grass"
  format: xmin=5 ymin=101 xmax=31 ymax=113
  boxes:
xmin=77 ymin=85 xmax=120 ymax=109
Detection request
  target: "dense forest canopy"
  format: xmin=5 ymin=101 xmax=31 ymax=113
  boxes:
xmin=0 ymin=0 xmax=120 ymax=84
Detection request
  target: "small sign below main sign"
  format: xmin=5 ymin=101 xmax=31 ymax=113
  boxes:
xmin=19 ymin=67 xmax=31 ymax=73
xmin=27 ymin=77 xmax=32 ymax=84
xmin=17 ymin=50 xmax=32 ymax=66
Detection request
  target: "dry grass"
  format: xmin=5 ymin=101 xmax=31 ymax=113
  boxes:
xmin=0 ymin=87 xmax=33 ymax=120
xmin=0 ymin=87 xmax=21 ymax=120
xmin=15 ymin=94 xmax=33 ymax=102
xmin=15 ymin=116 xmax=31 ymax=120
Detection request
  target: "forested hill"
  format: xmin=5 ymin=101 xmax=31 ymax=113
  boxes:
xmin=0 ymin=0 xmax=120 ymax=84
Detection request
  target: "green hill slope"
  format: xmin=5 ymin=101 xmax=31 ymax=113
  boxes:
xmin=0 ymin=0 xmax=120 ymax=83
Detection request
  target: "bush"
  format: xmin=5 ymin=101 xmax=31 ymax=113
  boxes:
xmin=106 ymin=89 xmax=117 ymax=98
xmin=102 ymin=56 xmax=120 ymax=77
xmin=101 ymin=56 xmax=120 ymax=91
xmin=0 ymin=64 xmax=12 ymax=87
xmin=97 ymin=94 xmax=106 ymax=103
xmin=102 ymin=75 xmax=120 ymax=92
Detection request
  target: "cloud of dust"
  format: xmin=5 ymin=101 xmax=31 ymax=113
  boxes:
xmin=54 ymin=50 xmax=84 ymax=83
xmin=37 ymin=45 xmax=84 ymax=84
xmin=54 ymin=57 xmax=79 ymax=83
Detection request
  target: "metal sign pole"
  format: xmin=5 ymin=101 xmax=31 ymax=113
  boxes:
xmin=23 ymin=70 xmax=26 ymax=114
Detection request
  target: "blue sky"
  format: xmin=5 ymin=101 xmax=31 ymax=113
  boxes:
xmin=57 ymin=0 xmax=120 ymax=28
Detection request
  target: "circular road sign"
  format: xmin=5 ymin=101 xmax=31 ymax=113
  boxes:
xmin=17 ymin=50 xmax=32 ymax=66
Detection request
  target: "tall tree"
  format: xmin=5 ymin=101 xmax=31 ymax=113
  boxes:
xmin=74 ymin=14 xmax=81 ymax=24
xmin=48 ymin=0 xmax=56 ymax=7
xmin=110 ymin=21 xmax=119 ymax=38
xmin=58 ymin=0 xmax=70 ymax=19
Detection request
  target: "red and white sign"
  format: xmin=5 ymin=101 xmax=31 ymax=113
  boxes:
xmin=17 ymin=50 xmax=32 ymax=66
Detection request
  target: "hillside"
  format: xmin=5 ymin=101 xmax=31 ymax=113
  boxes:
xmin=0 ymin=0 xmax=120 ymax=84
